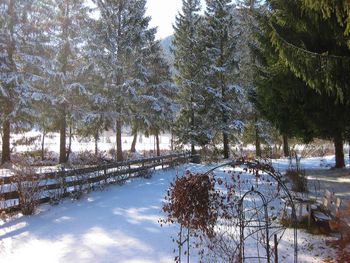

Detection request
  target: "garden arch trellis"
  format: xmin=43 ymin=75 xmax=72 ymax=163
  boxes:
xmin=203 ymin=158 xmax=298 ymax=263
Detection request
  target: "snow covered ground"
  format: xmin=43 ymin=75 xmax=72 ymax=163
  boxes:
xmin=0 ymin=157 xmax=347 ymax=263
xmin=10 ymin=131 xmax=173 ymax=154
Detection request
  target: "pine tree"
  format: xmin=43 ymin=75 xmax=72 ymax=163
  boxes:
xmin=0 ymin=0 xmax=52 ymax=164
xmin=137 ymin=35 xmax=178 ymax=156
xmin=90 ymin=0 xmax=153 ymax=161
xmin=236 ymin=0 xmax=270 ymax=157
xmin=267 ymin=0 xmax=350 ymax=101
xmin=34 ymin=0 xmax=91 ymax=164
xmin=173 ymin=0 xmax=209 ymax=155
xmin=200 ymin=0 xmax=242 ymax=159
xmin=254 ymin=1 xmax=350 ymax=167
xmin=301 ymin=0 xmax=350 ymax=42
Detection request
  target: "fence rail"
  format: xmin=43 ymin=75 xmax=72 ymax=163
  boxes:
xmin=0 ymin=151 xmax=192 ymax=213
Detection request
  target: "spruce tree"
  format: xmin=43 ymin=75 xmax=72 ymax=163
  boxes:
xmin=236 ymin=0 xmax=270 ymax=157
xmin=37 ymin=0 xmax=91 ymax=164
xmin=254 ymin=2 xmax=350 ymax=167
xmin=301 ymin=0 xmax=350 ymax=42
xmin=267 ymin=0 xmax=350 ymax=101
xmin=173 ymin=0 xmax=208 ymax=155
xmin=91 ymin=0 xmax=153 ymax=161
xmin=200 ymin=0 xmax=241 ymax=159
xmin=138 ymin=35 xmax=178 ymax=156
xmin=0 ymin=0 xmax=52 ymax=164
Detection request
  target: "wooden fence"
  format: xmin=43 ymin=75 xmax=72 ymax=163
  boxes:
xmin=0 ymin=151 xmax=192 ymax=213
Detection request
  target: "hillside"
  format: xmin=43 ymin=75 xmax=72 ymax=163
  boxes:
xmin=160 ymin=35 xmax=175 ymax=74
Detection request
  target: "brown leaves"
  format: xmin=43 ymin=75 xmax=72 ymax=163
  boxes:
xmin=162 ymin=173 xmax=218 ymax=237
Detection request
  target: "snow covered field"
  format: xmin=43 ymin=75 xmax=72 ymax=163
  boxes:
xmin=0 ymin=157 xmax=347 ymax=263
xmin=10 ymin=131 xmax=173 ymax=154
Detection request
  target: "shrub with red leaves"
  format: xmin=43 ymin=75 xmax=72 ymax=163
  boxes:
xmin=163 ymin=172 xmax=219 ymax=238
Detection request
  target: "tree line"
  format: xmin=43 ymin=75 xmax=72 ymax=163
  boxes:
xmin=0 ymin=0 xmax=176 ymax=164
xmin=173 ymin=0 xmax=350 ymax=167
xmin=2 ymin=0 xmax=349 ymax=167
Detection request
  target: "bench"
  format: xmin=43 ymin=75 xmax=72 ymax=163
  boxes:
xmin=311 ymin=190 xmax=341 ymax=224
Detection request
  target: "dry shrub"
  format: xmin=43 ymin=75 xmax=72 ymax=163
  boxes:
xmin=285 ymin=169 xmax=308 ymax=193
xmin=161 ymin=171 xmax=241 ymax=262
xmin=137 ymin=169 xmax=153 ymax=179
xmin=286 ymin=153 xmax=308 ymax=192
xmin=70 ymin=150 xmax=112 ymax=165
xmin=11 ymin=162 xmax=45 ymax=215
xmin=162 ymin=173 xmax=218 ymax=237
xmin=329 ymin=202 xmax=350 ymax=239
xmin=326 ymin=202 xmax=350 ymax=262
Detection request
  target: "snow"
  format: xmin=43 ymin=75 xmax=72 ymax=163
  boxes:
xmin=9 ymin=131 xmax=173 ymax=154
xmin=271 ymin=155 xmax=344 ymax=172
xmin=0 ymin=158 xmax=344 ymax=262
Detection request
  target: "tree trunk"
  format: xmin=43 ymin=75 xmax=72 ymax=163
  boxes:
xmin=1 ymin=1 xmax=14 ymax=165
xmin=65 ymin=124 xmax=72 ymax=162
xmin=171 ymin=133 xmax=174 ymax=152
xmin=59 ymin=108 xmax=66 ymax=164
xmin=116 ymin=120 xmax=123 ymax=161
xmin=130 ymin=133 xmax=137 ymax=153
xmin=282 ymin=134 xmax=290 ymax=157
xmin=155 ymin=133 xmax=160 ymax=157
xmin=334 ymin=134 xmax=345 ymax=168
xmin=191 ymin=143 xmax=196 ymax=155
xmin=94 ymin=131 xmax=99 ymax=156
xmin=223 ymin=132 xmax=229 ymax=159
xmin=255 ymin=123 xmax=261 ymax=158
xmin=190 ymin=102 xmax=196 ymax=155
xmin=1 ymin=119 xmax=11 ymax=165
xmin=41 ymin=131 xmax=46 ymax=161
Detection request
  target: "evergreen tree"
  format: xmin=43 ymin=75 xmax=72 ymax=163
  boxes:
xmin=267 ymin=0 xmax=350 ymax=101
xmin=200 ymin=0 xmax=242 ymax=158
xmin=254 ymin=2 xmax=350 ymax=167
xmin=38 ymin=0 xmax=91 ymax=164
xmin=0 ymin=0 xmax=52 ymax=164
xmin=90 ymin=0 xmax=153 ymax=161
xmin=173 ymin=0 xmax=209 ymax=154
xmin=236 ymin=0 xmax=270 ymax=157
xmin=138 ymin=35 xmax=178 ymax=156
xmin=301 ymin=0 xmax=350 ymax=42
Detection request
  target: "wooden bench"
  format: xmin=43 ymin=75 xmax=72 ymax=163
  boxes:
xmin=311 ymin=190 xmax=342 ymax=224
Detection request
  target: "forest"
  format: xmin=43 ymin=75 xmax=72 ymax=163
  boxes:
xmin=1 ymin=0 xmax=350 ymax=168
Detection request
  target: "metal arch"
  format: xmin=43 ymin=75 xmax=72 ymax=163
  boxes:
xmin=203 ymin=158 xmax=298 ymax=263
xmin=239 ymin=189 xmax=271 ymax=263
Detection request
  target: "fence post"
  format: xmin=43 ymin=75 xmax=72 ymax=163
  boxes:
xmin=307 ymin=203 xmax=311 ymax=229
xmin=274 ymin=234 xmax=278 ymax=263
xmin=61 ymin=166 xmax=67 ymax=195
xmin=104 ymin=165 xmax=107 ymax=184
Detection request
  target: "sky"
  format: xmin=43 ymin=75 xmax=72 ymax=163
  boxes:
xmin=146 ymin=0 xmax=206 ymax=39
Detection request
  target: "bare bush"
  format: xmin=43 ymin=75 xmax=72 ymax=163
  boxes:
xmin=70 ymin=172 xmax=92 ymax=200
xmin=137 ymin=169 xmax=153 ymax=179
xmin=285 ymin=169 xmax=308 ymax=193
xmin=11 ymin=164 xmax=45 ymax=215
